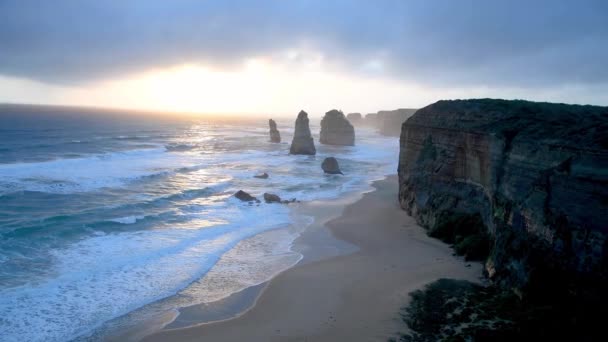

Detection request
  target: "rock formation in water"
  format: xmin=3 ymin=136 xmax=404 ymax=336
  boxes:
xmin=253 ymin=172 xmax=269 ymax=179
xmin=263 ymin=193 xmax=297 ymax=204
xmin=234 ymin=190 xmax=259 ymax=203
xmin=398 ymin=99 xmax=608 ymax=292
xmin=321 ymin=157 xmax=343 ymax=175
xmin=263 ymin=193 xmax=282 ymax=203
xmin=363 ymin=113 xmax=378 ymax=127
xmin=346 ymin=113 xmax=362 ymax=124
xmin=376 ymin=108 xmax=417 ymax=136
xmin=319 ymin=109 xmax=355 ymax=146
xmin=289 ymin=110 xmax=316 ymax=155
xmin=269 ymin=119 xmax=281 ymax=143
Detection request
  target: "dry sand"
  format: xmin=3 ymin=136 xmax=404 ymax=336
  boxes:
xmin=143 ymin=176 xmax=481 ymax=342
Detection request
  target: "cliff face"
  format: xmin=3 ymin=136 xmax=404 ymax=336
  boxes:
xmin=377 ymin=108 xmax=417 ymax=136
xmin=346 ymin=112 xmax=362 ymax=124
xmin=398 ymin=99 xmax=608 ymax=291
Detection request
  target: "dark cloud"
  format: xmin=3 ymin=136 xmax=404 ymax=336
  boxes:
xmin=1 ymin=0 xmax=607 ymax=87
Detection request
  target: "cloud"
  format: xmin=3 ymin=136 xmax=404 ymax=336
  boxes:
xmin=1 ymin=0 xmax=607 ymax=88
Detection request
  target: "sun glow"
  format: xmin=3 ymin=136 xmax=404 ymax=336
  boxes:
xmin=93 ymin=61 xmax=280 ymax=114
xmin=7 ymin=52 xmax=591 ymax=116
xmin=38 ymin=57 xmax=432 ymax=116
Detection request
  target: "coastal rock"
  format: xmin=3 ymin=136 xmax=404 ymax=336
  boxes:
xmin=398 ymin=99 xmax=608 ymax=292
xmin=269 ymin=119 xmax=281 ymax=143
xmin=320 ymin=110 xmax=355 ymax=146
xmin=263 ymin=193 xmax=282 ymax=203
xmin=234 ymin=190 xmax=259 ymax=203
xmin=376 ymin=108 xmax=417 ymax=136
xmin=346 ymin=113 xmax=362 ymax=124
xmin=322 ymin=157 xmax=343 ymax=175
xmin=263 ymin=193 xmax=298 ymax=204
xmin=253 ymin=172 xmax=269 ymax=179
xmin=362 ymin=113 xmax=378 ymax=127
xmin=289 ymin=110 xmax=316 ymax=155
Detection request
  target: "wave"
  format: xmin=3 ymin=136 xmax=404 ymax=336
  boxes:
xmin=0 ymin=124 xmax=401 ymax=342
xmin=112 ymin=135 xmax=150 ymax=141
xmin=106 ymin=215 xmax=146 ymax=224
xmin=0 ymin=147 xmax=205 ymax=195
xmin=165 ymin=143 xmax=199 ymax=152
xmin=0 ymin=201 xmax=294 ymax=342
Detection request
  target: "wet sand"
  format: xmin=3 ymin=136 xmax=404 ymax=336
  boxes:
xmin=143 ymin=175 xmax=481 ymax=341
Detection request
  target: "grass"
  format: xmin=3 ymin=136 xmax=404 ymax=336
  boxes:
xmin=393 ymin=278 xmax=608 ymax=342
xmin=428 ymin=212 xmax=490 ymax=261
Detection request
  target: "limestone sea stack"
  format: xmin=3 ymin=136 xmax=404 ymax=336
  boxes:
xmin=376 ymin=108 xmax=417 ymax=136
xmin=398 ymin=99 xmax=608 ymax=292
xmin=363 ymin=113 xmax=378 ymax=127
xmin=346 ymin=113 xmax=362 ymax=124
xmin=289 ymin=110 xmax=316 ymax=155
xmin=319 ymin=109 xmax=355 ymax=146
xmin=269 ymin=119 xmax=281 ymax=143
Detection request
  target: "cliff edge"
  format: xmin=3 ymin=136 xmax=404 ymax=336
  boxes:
xmin=398 ymin=99 xmax=608 ymax=292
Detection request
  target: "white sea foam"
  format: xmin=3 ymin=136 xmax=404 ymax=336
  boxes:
xmin=0 ymin=124 xmax=400 ymax=342
xmin=0 ymin=147 xmax=284 ymax=195
xmin=107 ymin=215 xmax=146 ymax=224
xmin=0 ymin=203 xmax=294 ymax=342
xmin=0 ymin=148 xmax=183 ymax=194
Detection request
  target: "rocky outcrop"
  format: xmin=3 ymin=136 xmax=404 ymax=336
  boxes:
xmin=289 ymin=110 xmax=316 ymax=155
xmin=377 ymin=108 xmax=417 ymax=136
xmin=398 ymin=99 xmax=608 ymax=292
xmin=263 ymin=193 xmax=282 ymax=203
xmin=346 ymin=113 xmax=362 ymax=124
xmin=322 ymin=157 xmax=343 ymax=175
xmin=234 ymin=190 xmax=259 ymax=203
xmin=320 ymin=109 xmax=355 ymax=146
xmin=253 ymin=172 xmax=269 ymax=179
xmin=269 ymin=119 xmax=281 ymax=143
xmin=263 ymin=193 xmax=297 ymax=204
xmin=364 ymin=113 xmax=378 ymax=125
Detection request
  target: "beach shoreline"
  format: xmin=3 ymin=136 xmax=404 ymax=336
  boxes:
xmin=141 ymin=175 xmax=482 ymax=341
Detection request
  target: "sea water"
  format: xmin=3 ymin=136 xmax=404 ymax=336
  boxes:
xmin=0 ymin=106 xmax=399 ymax=341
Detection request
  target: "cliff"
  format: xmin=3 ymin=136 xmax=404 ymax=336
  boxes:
xmin=320 ymin=109 xmax=355 ymax=146
xmin=377 ymin=108 xmax=417 ymax=136
xmin=363 ymin=113 xmax=378 ymax=127
xmin=398 ymin=99 xmax=608 ymax=292
xmin=346 ymin=112 xmax=362 ymax=124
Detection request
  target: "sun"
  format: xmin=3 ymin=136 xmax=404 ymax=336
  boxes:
xmin=114 ymin=62 xmax=274 ymax=114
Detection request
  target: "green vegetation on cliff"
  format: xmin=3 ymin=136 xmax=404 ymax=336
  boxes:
xmin=397 ymin=99 xmax=608 ymax=340
xmin=395 ymin=278 xmax=608 ymax=342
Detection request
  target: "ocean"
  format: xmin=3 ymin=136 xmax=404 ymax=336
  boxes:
xmin=0 ymin=105 xmax=398 ymax=341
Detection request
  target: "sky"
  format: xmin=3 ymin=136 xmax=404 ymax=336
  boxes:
xmin=1 ymin=0 xmax=607 ymax=116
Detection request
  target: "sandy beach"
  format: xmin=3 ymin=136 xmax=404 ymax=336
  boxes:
xmin=141 ymin=175 xmax=481 ymax=342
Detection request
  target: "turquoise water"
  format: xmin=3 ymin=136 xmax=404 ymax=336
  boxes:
xmin=0 ymin=105 xmax=398 ymax=341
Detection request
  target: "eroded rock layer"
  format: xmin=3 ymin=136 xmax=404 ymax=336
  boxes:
xmin=289 ymin=110 xmax=316 ymax=155
xmin=398 ymin=99 xmax=608 ymax=291
xmin=320 ymin=109 xmax=355 ymax=146
xmin=269 ymin=119 xmax=281 ymax=143
xmin=377 ymin=108 xmax=417 ymax=136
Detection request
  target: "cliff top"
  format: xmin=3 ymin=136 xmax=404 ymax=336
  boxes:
xmin=405 ymin=99 xmax=608 ymax=151
xmin=378 ymin=108 xmax=417 ymax=116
